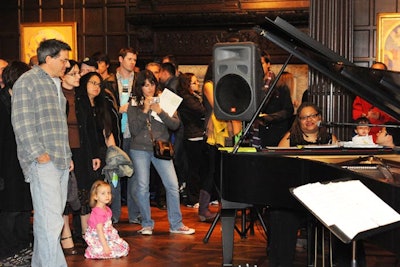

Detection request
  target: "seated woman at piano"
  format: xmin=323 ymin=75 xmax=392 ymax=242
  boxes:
xmin=266 ymin=102 xmax=338 ymax=267
xmin=278 ymin=102 xmax=337 ymax=147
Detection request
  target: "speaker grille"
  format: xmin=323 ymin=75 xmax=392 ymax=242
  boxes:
xmin=213 ymin=41 xmax=263 ymax=121
xmin=215 ymin=73 xmax=252 ymax=116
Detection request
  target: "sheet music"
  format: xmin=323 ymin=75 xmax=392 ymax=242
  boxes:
xmin=151 ymin=88 xmax=183 ymax=123
xmin=292 ymin=180 xmax=400 ymax=241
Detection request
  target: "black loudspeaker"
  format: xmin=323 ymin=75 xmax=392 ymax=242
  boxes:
xmin=213 ymin=42 xmax=264 ymax=121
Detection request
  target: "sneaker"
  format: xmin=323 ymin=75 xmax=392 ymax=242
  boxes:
xmin=137 ymin=227 xmax=153 ymax=235
xmin=210 ymin=200 xmax=219 ymax=206
xmin=170 ymin=225 xmax=195 ymax=235
xmin=185 ymin=202 xmax=199 ymax=208
xmin=1 ymin=254 xmax=31 ymax=267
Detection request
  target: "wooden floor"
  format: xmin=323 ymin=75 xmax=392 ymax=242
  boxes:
xmin=65 ymin=204 xmax=400 ymax=267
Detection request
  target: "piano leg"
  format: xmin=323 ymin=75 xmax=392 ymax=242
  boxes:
xmin=221 ymin=208 xmax=236 ymax=267
xmin=268 ymin=209 xmax=302 ymax=267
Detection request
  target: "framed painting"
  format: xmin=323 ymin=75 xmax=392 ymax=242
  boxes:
xmin=20 ymin=22 xmax=77 ymax=64
xmin=377 ymin=13 xmax=400 ymax=71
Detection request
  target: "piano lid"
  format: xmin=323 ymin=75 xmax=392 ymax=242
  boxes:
xmin=256 ymin=17 xmax=400 ymax=121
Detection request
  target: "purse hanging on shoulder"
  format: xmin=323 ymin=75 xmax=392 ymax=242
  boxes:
xmin=147 ymin=113 xmax=175 ymax=160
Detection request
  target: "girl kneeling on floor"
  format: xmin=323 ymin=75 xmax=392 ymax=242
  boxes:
xmin=84 ymin=180 xmax=129 ymax=259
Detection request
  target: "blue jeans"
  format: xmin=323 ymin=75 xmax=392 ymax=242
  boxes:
xmin=129 ymin=149 xmax=184 ymax=230
xmin=30 ymin=161 xmax=69 ymax=267
xmin=110 ymin=175 xmax=121 ymax=223
xmin=124 ymin=138 xmax=141 ymax=222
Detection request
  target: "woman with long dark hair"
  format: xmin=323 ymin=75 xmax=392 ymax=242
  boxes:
xmin=278 ymin=102 xmax=337 ymax=146
xmin=62 ymin=66 xmax=101 ymax=253
xmin=268 ymin=102 xmax=337 ymax=267
xmin=127 ymin=70 xmax=195 ymax=235
xmin=177 ymin=73 xmax=207 ymax=213
xmin=77 ymin=72 xmax=124 ymax=223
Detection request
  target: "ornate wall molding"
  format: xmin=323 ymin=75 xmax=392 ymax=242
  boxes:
xmin=127 ymin=8 xmax=309 ymax=64
xmin=127 ymin=11 xmax=309 ymax=29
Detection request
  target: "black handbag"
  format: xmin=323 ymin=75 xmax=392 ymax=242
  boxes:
xmin=147 ymin=114 xmax=174 ymax=160
xmin=153 ymin=139 xmax=174 ymax=160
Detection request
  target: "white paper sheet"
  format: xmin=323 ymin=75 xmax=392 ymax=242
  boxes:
xmin=151 ymin=88 xmax=183 ymax=123
xmin=292 ymin=180 xmax=400 ymax=240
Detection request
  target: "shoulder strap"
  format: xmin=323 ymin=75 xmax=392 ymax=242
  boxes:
xmin=146 ymin=112 xmax=154 ymax=142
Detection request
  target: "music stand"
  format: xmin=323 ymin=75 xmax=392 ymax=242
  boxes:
xmin=290 ymin=179 xmax=400 ymax=267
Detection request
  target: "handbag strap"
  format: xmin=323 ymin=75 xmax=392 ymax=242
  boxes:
xmin=146 ymin=112 xmax=155 ymax=142
xmin=147 ymin=111 xmax=172 ymax=142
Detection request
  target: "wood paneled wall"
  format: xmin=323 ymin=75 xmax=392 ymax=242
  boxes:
xmin=353 ymin=0 xmax=400 ymax=67
xmin=0 ymin=0 xmax=397 ymax=67
xmin=308 ymin=0 xmax=354 ymax=140
xmin=0 ymin=0 xmax=309 ymax=68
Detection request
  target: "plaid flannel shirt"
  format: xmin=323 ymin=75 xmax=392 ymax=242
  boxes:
xmin=11 ymin=66 xmax=71 ymax=179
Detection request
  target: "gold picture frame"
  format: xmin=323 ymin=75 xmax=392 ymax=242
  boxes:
xmin=20 ymin=22 xmax=77 ymax=64
xmin=377 ymin=13 xmax=400 ymax=71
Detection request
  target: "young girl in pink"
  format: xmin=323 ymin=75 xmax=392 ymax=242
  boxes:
xmin=84 ymin=180 xmax=129 ymax=259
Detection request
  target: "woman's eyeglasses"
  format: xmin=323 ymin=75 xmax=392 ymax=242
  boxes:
xmin=299 ymin=113 xmax=319 ymax=121
xmin=88 ymin=80 xmax=101 ymax=87
xmin=66 ymin=72 xmax=80 ymax=77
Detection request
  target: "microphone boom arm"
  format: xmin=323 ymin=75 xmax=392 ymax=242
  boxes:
xmin=322 ymin=122 xmax=400 ymax=128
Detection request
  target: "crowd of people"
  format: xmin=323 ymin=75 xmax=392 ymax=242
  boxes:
xmin=0 ymin=37 xmax=399 ymax=267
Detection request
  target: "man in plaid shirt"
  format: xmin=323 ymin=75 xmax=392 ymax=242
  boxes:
xmin=11 ymin=39 xmax=73 ymax=267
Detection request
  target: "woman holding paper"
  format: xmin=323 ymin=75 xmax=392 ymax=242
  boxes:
xmin=127 ymin=70 xmax=195 ymax=235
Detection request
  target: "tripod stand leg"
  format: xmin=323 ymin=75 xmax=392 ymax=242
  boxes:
xmin=202 ymin=211 xmax=221 ymax=244
xmin=236 ymin=207 xmax=268 ymax=238
xmin=256 ymin=208 xmax=268 ymax=234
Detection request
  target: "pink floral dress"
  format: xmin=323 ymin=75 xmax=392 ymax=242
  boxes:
xmin=84 ymin=206 xmax=129 ymax=259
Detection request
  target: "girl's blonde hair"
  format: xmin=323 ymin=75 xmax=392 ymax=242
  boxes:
xmin=89 ymin=180 xmax=112 ymax=208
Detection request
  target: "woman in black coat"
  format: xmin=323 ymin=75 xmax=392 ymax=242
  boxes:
xmin=61 ymin=63 xmax=101 ymax=253
xmin=0 ymin=61 xmax=33 ymax=262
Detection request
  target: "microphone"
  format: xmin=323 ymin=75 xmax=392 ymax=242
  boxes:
xmin=317 ymin=121 xmax=334 ymax=127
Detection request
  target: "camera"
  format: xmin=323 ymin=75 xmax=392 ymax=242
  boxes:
xmin=150 ymin=97 xmax=160 ymax=104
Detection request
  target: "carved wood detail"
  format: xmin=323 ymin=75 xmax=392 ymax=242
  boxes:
xmin=127 ymin=10 xmax=309 ymax=64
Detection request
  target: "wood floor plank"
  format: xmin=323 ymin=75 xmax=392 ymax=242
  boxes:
xmin=64 ymin=204 xmax=399 ymax=267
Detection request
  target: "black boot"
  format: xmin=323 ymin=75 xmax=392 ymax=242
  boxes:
xmin=198 ymin=189 xmax=216 ymax=222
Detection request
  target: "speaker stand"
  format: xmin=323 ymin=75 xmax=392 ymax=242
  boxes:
xmin=203 ymin=206 xmax=267 ymax=243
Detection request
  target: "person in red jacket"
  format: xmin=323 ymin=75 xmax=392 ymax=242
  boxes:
xmin=352 ymin=61 xmax=398 ymax=142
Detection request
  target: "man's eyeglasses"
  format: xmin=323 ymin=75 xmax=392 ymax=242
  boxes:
xmin=54 ymin=56 xmax=69 ymax=64
xmin=299 ymin=113 xmax=319 ymax=121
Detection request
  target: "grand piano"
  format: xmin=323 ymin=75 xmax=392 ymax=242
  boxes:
xmin=219 ymin=17 xmax=400 ymax=266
